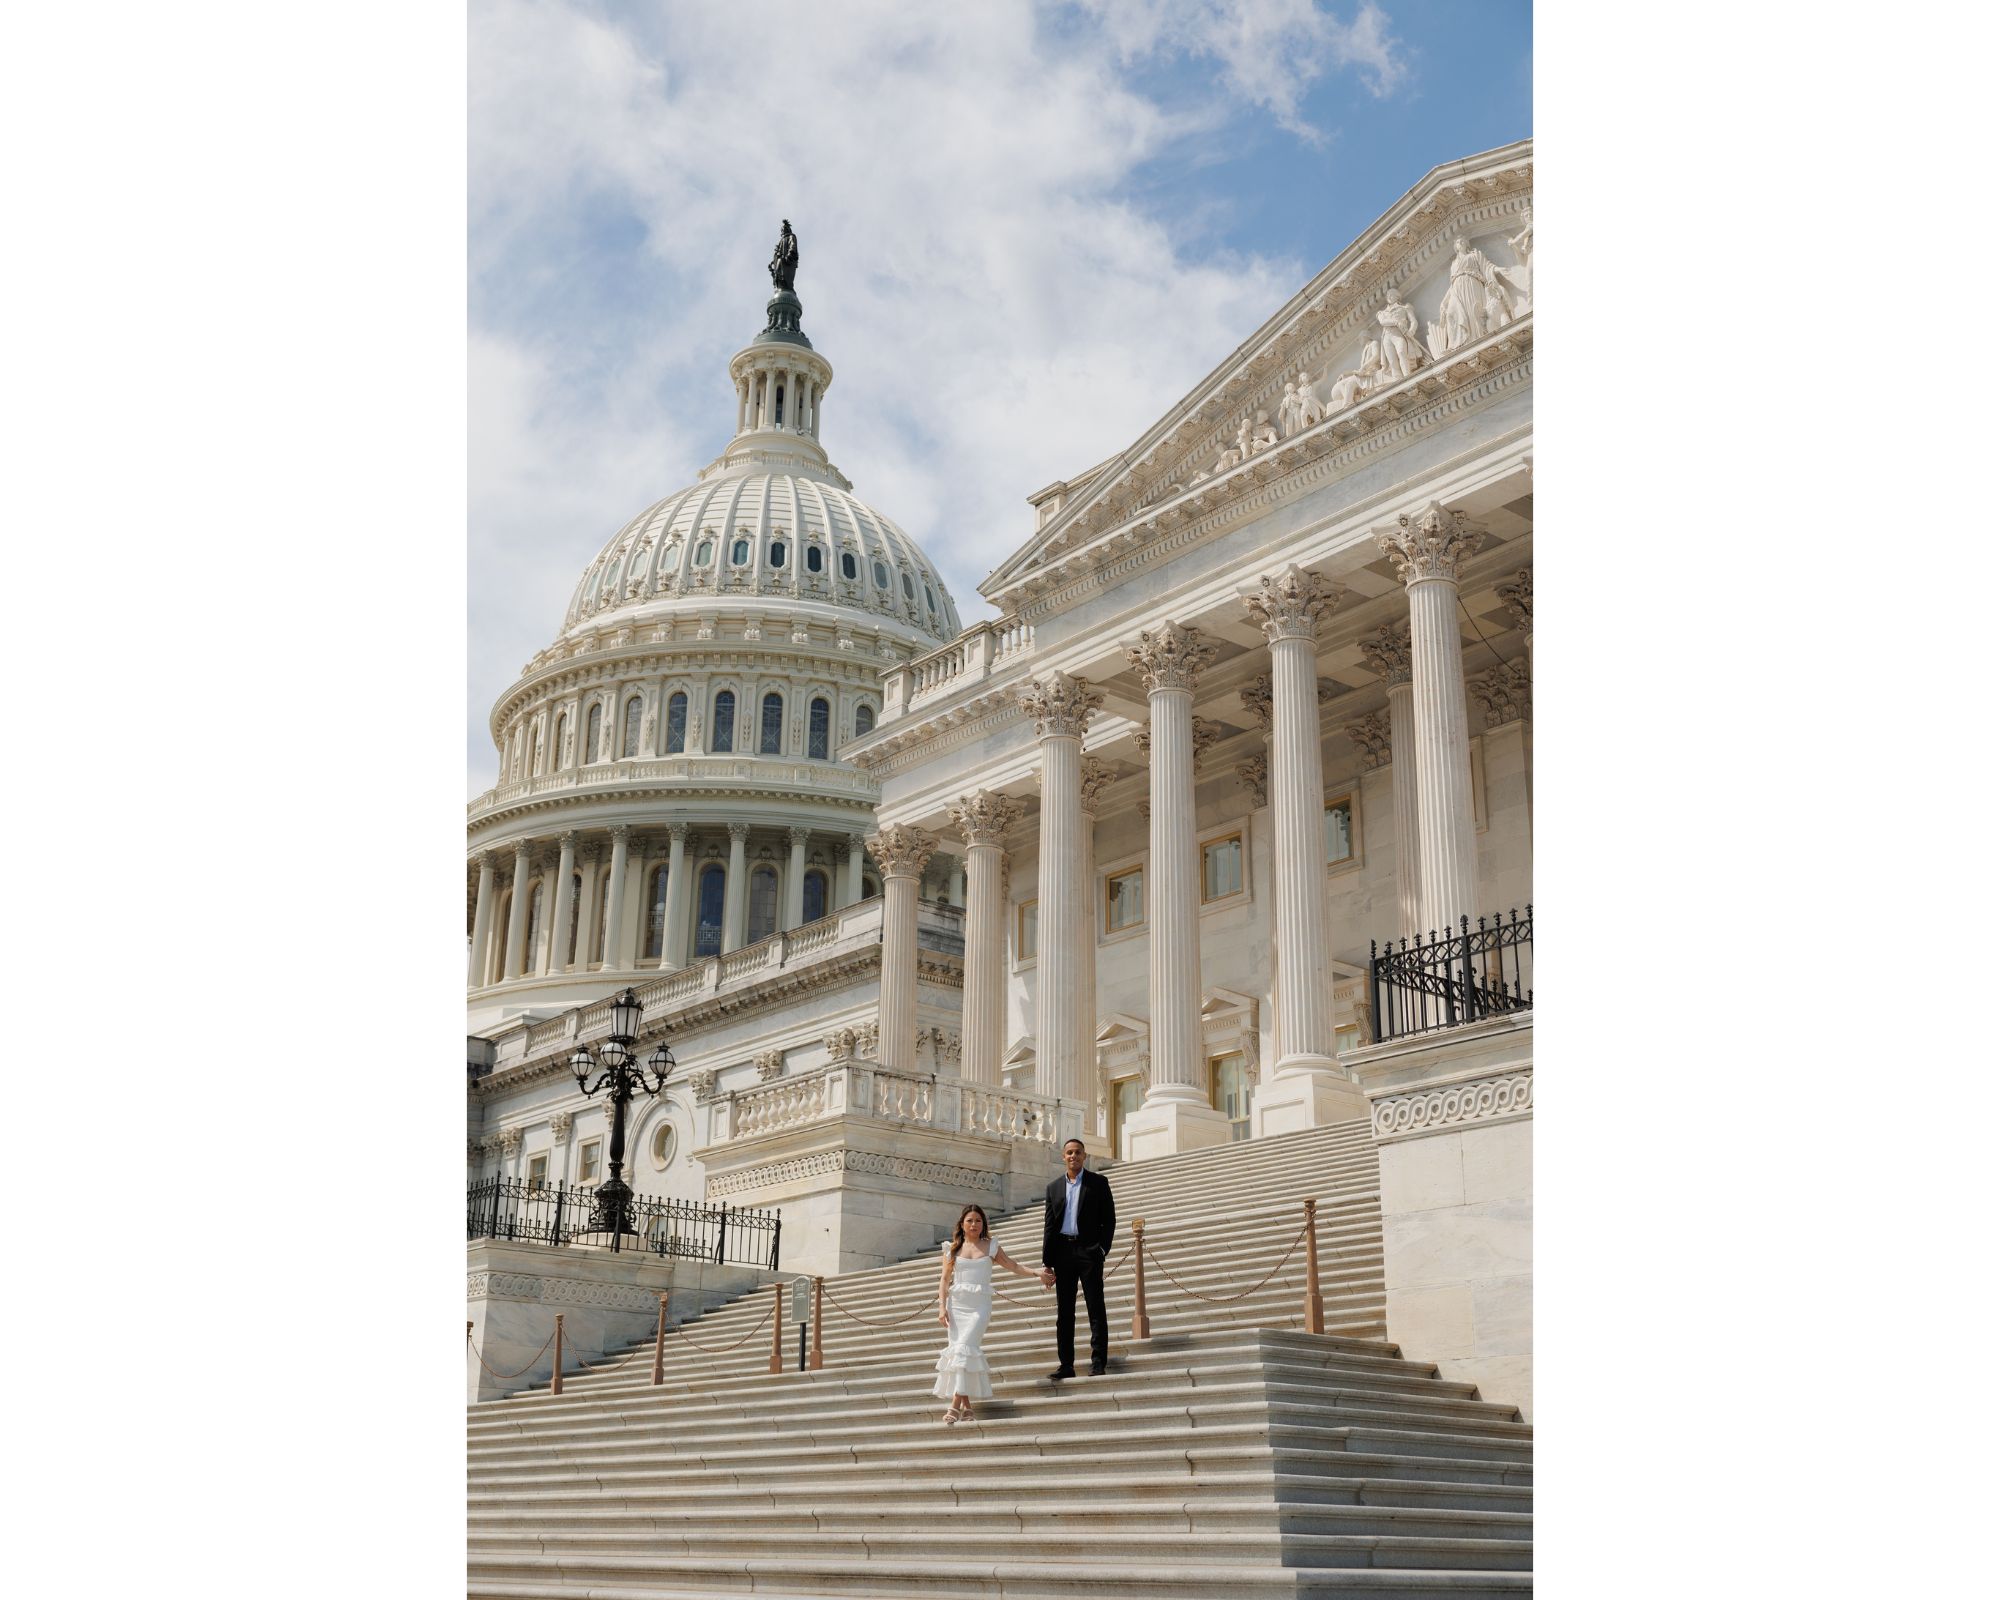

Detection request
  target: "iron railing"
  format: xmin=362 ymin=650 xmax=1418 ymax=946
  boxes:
xmin=1368 ymin=906 xmax=1533 ymax=1044
xmin=466 ymin=1176 xmax=781 ymax=1268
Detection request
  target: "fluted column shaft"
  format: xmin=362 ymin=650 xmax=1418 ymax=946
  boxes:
xmin=502 ymin=843 xmax=532 ymax=980
xmin=722 ymin=825 xmax=749 ymax=952
xmin=868 ymin=826 xmax=937 ymax=1073
xmin=1019 ymin=673 xmax=1102 ymax=1105
xmin=547 ymin=833 xmax=577 ymax=974
xmin=1386 ymin=680 xmax=1420 ymax=934
xmin=660 ymin=825 xmax=689 ymax=969
xmin=842 ymin=834 xmax=866 ymax=907
xmin=784 ymin=828 xmax=809 ymax=929
xmin=600 ymin=827 xmax=631 ymax=970
xmin=760 ymin=369 xmax=774 ymax=429
xmin=468 ymin=855 xmax=497 ymax=987
xmin=574 ymin=852 xmax=602 ymax=968
xmin=950 ymin=793 xmax=1021 ymax=1087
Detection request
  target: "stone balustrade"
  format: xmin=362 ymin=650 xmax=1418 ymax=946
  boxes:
xmin=708 ymin=1062 xmax=1069 ymax=1148
xmin=880 ymin=618 xmax=1036 ymax=721
xmin=468 ymin=753 xmax=878 ymax=820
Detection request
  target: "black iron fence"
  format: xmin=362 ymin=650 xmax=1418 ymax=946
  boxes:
xmin=1368 ymin=907 xmax=1533 ymax=1044
xmin=466 ymin=1176 xmax=781 ymax=1269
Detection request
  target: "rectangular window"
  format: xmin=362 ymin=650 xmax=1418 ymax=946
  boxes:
xmin=1105 ymin=866 xmax=1145 ymax=932
xmin=1209 ymin=1051 xmax=1251 ymax=1142
xmin=1016 ymin=899 xmax=1038 ymax=961
xmin=1201 ymin=834 xmax=1243 ymax=902
xmin=1324 ymin=796 xmax=1354 ymax=865
xmin=527 ymin=1153 xmax=549 ymax=1192
xmin=578 ymin=1140 xmax=601 ymax=1185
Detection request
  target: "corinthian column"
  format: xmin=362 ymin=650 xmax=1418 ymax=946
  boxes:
xmin=1017 ymin=672 xmax=1102 ymax=1107
xmin=660 ymin=823 xmax=689 ymax=969
xmin=468 ymin=852 xmax=497 ymax=987
xmin=948 ymin=791 xmax=1022 ymax=1086
xmin=841 ymin=833 xmax=866 ymax=908
xmin=721 ymin=824 xmax=749 ymax=953
xmin=867 ymin=824 xmax=937 ymax=1072
xmin=545 ymin=832 xmax=577 ymax=975
xmin=1078 ymin=756 xmax=1114 ymax=1111
xmin=1379 ymin=503 xmax=1484 ymax=935
xmin=1359 ymin=623 xmax=1421 ymax=936
xmin=783 ymin=828 xmax=810 ymax=929
xmin=600 ymin=825 xmax=631 ymax=970
xmin=1244 ymin=566 xmax=1365 ymax=1133
xmin=1123 ymin=624 xmax=1232 ymax=1156
xmin=502 ymin=841 xmax=533 ymax=980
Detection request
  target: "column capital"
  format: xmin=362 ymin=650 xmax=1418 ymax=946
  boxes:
xmin=511 ymin=838 xmax=534 ymax=861
xmin=727 ymin=822 xmax=750 ymax=845
xmin=1345 ymin=712 xmax=1393 ymax=770
xmin=548 ymin=1111 xmax=572 ymax=1141
xmin=475 ymin=849 xmax=501 ymax=872
xmin=1235 ymin=754 xmax=1269 ymax=805
xmin=667 ymin=820 xmax=690 ymax=842
xmin=607 ymin=824 xmax=632 ymax=844
xmin=1358 ymin=622 xmax=1414 ymax=687
xmin=866 ymin=823 xmax=937 ymax=879
xmin=1243 ymin=565 xmax=1341 ymax=643
xmin=787 ymin=826 xmax=812 ymax=848
xmin=1123 ymin=621 xmax=1217 ymax=694
xmin=1016 ymin=671 xmax=1103 ymax=739
xmin=500 ymin=1128 xmax=524 ymax=1154
xmin=1496 ymin=568 xmax=1532 ymax=631
xmin=948 ymin=790 xmax=1023 ymax=846
xmin=1078 ymin=757 xmax=1116 ymax=817
xmin=1239 ymin=675 xmax=1274 ymax=732
xmin=1378 ymin=501 xmax=1485 ymax=586
xmin=555 ymin=830 xmax=578 ymax=852
xmin=1468 ymin=659 xmax=1532 ymax=728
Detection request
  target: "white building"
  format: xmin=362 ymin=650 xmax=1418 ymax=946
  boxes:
xmin=468 ymin=139 xmax=1534 ymax=1412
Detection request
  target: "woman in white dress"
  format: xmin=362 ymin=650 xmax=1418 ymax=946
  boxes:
xmin=933 ymin=1203 xmax=1040 ymax=1424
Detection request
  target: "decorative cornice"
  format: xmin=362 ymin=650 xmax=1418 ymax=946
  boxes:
xmin=1379 ymin=501 xmax=1484 ymax=587
xmin=1345 ymin=713 xmax=1393 ymax=771
xmin=1124 ymin=622 xmax=1218 ymax=695
xmin=947 ymin=790 xmax=1023 ymax=847
xmin=1358 ymin=623 xmax=1414 ymax=686
xmin=865 ymin=823 xmax=937 ymax=879
xmin=1243 ymin=565 xmax=1342 ymax=644
xmin=1015 ymin=671 xmax=1103 ymax=740
xmin=1371 ymin=1069 xmax=1532 ymax=1141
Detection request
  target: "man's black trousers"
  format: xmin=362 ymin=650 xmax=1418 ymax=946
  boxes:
xmin=1052 ymin=1240 xmax=1109 ymax=1372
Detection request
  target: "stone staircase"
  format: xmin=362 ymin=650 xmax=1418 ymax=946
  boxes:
xmin=467 ymin=1119 xmax=1533 ymax=1597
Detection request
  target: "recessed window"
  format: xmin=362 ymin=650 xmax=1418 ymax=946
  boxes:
xmin=732 ymin=538 xmax=751 ymax=567
xmin=666 ymin=692 xmax=687 ymax=754
xmin=808 ymin=697 xmax=830 ymax=760
xmin=840 ymin=551 xmax=858 ymax=581
xmin=585 ymin=704 xmax=602 ymax=764
xmin=900 ymin=572 xmax=914 ymax=600
xmin=1208 ymin=1052 xmax=1252 ymax=1142
xmin=1105 ymin=867 xmax=1145 ymax=933
xmin=553 ymin=712 xmax=567 ymax=764
xmin=695 ymin=864 xmax=726 ymax=957
xmin=565 ymin=871 xmax=582 ymax=965
xmin=527 ymin=1152 xmax=549 ymax=1191
xmin=1017 ymin=899 xmax=1039 ymax=961
xmin=803 ymin=868 xmax=828 ymax=923
xmin=578 ymin=1140 xmax=602 ymax=1185
xmin=1324 ymin=796 xmax=1354 ymax=864
xmin=862 ymin=873 xmax=880 ymax=900
xmin=712 ymin=690 xmax=736 ymax=753
xmin=806 ymin=544 xmax=825 ymax=573
xmin=760 ymin=692 xmax=784 ymax=754
xmin=526 ymin=880 xmax=546 ymax=961
xmin=872 ymin=559 xmax=890 ymax=590
xmin=925 ymin=587 xmax=937 ymax=613
xmin=854 ymin=703 xmax=875 ymax=736
xmin=769 ymin=540 xmax=787 ymax=568
xmin=623 ymin=696 xmax=643 ymax=758
xmin=644 ymin=864 xmax=669 ymax=960
xmin=748 ymin=865 xmax=780 ymax=942
xmin=649 ymin=1122 xmax=676 ymax=1171
xmin=1202 ymin=834 xmax=1244 ymax=902
xmin=695 ymin=539 xmax=714 ymax=567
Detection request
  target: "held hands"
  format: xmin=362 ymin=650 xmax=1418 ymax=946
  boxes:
xmin=1038 ymin=1268 xmax=1056 ymax=1289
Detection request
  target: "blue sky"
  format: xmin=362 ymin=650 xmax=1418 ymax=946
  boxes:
xmin=469 ymin=0 xmax=1532 ymax=792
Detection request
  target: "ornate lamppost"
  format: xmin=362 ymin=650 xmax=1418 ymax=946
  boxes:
xmin=569 ymin=988 xmax=674 ymax=1240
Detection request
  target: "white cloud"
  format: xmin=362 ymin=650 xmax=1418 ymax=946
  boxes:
xmin=469 ymin=2 xmax=1408 ymax=790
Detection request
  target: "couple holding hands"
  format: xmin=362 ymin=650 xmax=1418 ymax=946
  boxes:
xmin=931 ymin=1137 xmax=1117 ymax=1424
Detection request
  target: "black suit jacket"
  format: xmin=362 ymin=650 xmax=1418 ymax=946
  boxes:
xmin=1042 ymin=1167 xmax=1116 ymax=1266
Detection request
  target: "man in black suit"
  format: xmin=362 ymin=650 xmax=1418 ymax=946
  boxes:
xmin=1039 ymin=1136 xmax=1116 ymax=1378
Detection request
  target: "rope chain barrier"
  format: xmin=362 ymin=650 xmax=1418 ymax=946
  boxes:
xmin=666 ymin=1300 xmax=776 ymax=1355
xmin=464 ymin=1325 xmax=556 ymax=1381
xmin=1141 ymin=1218 xmax=1313 ymax=1305
xmin=819 ymin=1279 xmax=940 ymax=1328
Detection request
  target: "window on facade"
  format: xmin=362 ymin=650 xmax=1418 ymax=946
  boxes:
xmin=774 ymin=384 xmax=785 ymax=425
xmin=649 ymin=1121 xmax=676 ymax=1170
xmin=1017 ymin=899 xmax=1038 ymax=961
xmin=803 ymin=868 xmax=828 ymax=924
xmin=760 ymin=692 xmax=784 ymax=754
xmin=806 ymin=544 xmax=824 ymax=573
xmin=695 ymin=539 xmax=714 ymax=567
xmin=840 ymin=551 xmax=858 ymax=581
xmin=748 ymin=866 xmax=779 ymax=943
xmin=712 ymin=690 xmax=736 ymax=753
xmin=854 ymin=703 xmax=875 ymax=736
xmin=526 ymin=881 xmax=546 ymax=967
xmin=585 ymin=704 xmax=602 ymax=764
xmin=643 ymin=865 xmax=669 ymax=960
xmin=666 ymin=692 xmax=687 ymax=753
xmin=900 ymin=572 xmax=914 ymax=600
xmin=769 ymin=540 xmax=787 ymax=568
xmin=623 ymin=697 xmax=643 ymax=758
xmin=695 ymin=865 xmax=726 ymax=957
xmin=1105 ymin=867 xmax=1145 ymax=933
xmin=578 ymin=1141 xmax=601 ymax=1185
xmin=1111 ymin=1076 xmax=1144 ymax=1160
xmin=565 ymin=872 xmax=582 ymax=965
xmin=530 ymin=728 xmax=542 ymax=774
xmin=1209 ymin=1052 xmax=1252 ymax=1142
xmin=1202 ymin=834 xmax=1244 ymax=902
xmin=732 ymin=538 xmax=750 ymax=566
xmin=808 ymin=697 xmax=830 ymax=759
xmin=862 ymin=873 xmax=880 ymax=900
xmin=925 ymin=587 xmax=936 ymax=614
xmin=1324 ymin=796 xmax=1354 ymax=864
xmin=527 ymin=1152 xmax=549 ymax=1192
xmin=872 ymin=559 xmax=890 ymax=590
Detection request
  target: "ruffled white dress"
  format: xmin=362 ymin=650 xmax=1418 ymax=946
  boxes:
xmin=932 ymin=1246 xmax=995 ymax=1400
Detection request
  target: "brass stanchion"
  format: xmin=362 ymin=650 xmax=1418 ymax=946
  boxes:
xmin=652 ymin=1292 xmax=669 ymax=1386
xmin=768 ymin=1281 xmax=785 ymax=1374
xmin=1130 ymin=1219 xmax=1150 ymax=1339
xmin=809 ymin=1277 xmax=825 ymax=1370
xmin=551 ymin=1313 xmax=565 ymax=1395
xmin=1301 ymin=1198 xmax=1324 ymax=1334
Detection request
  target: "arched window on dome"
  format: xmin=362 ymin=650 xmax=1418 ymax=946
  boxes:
xmin=712 ymin=690 xmax=736 ymax=753
xmin=840 ymin=551 xmax=858 ymax=581
xmin=806 ymin=544 xmax=824 ymax=574
xmin=694 ymin=865 xmax=726 ymax=957
xmin=803 ymin=868 xmax=829 ymax=925
xmin=872 ymin=559 xmax=890 ymax=590
xmin=901 ymin=572 xmax=914 ymax=601
xmin=491 ymin=891 xmax=512 ymax=983
xmin=808 ymin=697 xmax=830 ymax=760
xmin=665 ymin=692 xmax=687 ymax=754
xmin=565 ymin=872 xmax=582 ymax=965
xmin=553 ymin=712 xmax=567 ymax=768
xmin=530 ymin=726 xmax=543 ymax=775
xmin=623 ymin=696 xmax=644 ymax=759
xmin=731 ymin=538 xmax=750 ymax=567
xmin=774 ymin=384 xmax=785 ymax=426
xmin=854 ymin=703 xmax=876 ymax=737
xmin=769 ymin=540 xmax=787 ymax=568
xmin=695 ymin=539 xmax=714 ymax=567
xmin=526 ymin=881 xmax=546 ymax=972
xmin=643 ymin=864 xmax=670 ymax=961
xmin=759 ymin=693 xmax=783 ymax=755
xmin=925 ymin=586 xmax=936 ymax=614
xmin=748 ymin=866 xmax=779 ymax=943
xmin=585 ymin=704 xmax=602 ymax=764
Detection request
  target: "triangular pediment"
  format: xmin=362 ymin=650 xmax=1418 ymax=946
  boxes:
xmin=981 ymin=138 xmax=1532 ymax=611
xmin=1094 ymin=1012 xmax=1149 ymax=1044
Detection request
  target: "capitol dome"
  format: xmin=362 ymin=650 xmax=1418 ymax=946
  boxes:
xmin=465 ymin=228 xmax=964 ymax=1027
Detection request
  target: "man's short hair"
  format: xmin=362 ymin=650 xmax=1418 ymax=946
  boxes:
xmin=1062 ymin=1138 xmax=1086 ymax=1153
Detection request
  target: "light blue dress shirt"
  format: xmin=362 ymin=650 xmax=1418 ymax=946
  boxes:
xmin=1061 ymin=1172 xmax=1083 ymax=1237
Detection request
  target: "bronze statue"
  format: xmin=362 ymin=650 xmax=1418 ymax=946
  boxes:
xmin=769 ymin=219 xmax=799 ymax=292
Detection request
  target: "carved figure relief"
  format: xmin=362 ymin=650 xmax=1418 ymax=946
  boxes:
xmin=1293 ymin=372 xmax=1324 ymax=430
xmin=1277 ymin=380 xmax=1301 ymax=437
xmin=1427 ymin=236 xmax=1520 ymax=359
xmin=1374 ymin=289 xmax=1429 ymax=381
xmin=1249 ymin=410 xmax=1279 ymax=452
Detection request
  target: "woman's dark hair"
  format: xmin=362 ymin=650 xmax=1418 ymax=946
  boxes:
xmin=950 ymin=1204 xmax=991 ymax=1256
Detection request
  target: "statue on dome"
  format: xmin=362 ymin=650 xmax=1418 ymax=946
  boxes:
xmin=769 ymin=219 xmax=800 ymax=292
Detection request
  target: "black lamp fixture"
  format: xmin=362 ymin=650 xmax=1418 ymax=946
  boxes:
xmin=570 ymin=988 xmax=675 ymax=1238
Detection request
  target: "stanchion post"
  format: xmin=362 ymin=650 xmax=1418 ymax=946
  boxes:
xmin=1302 ymin=1198 xmax=1324 ymax=1335
xmin=551 ymin=1313 xmax=565 ymax=1395
xmin=768 ymin=1281 xmax=784 ymax=1374
xmin=652 ymin=1292 xmax=669 ymax=1386
xmin=1130 ymin=1218 xmax=1150 ymax=1340
xmin=809 ymin=1277 xmax=825 ymax=1370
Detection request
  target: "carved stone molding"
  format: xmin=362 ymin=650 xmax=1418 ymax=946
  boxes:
xmin=667 ymin=820 xmax=690 ymax=842
xmin=753 ymin=1049 xmax=785 ymax=1082
xmin=1496 ymin=568 xmax=1531 ymax=632
xmin=1238 ymin=676 xmax=1274 ymax=732
xmin=1345 ymin=713 xmax=1393 ymax=771
xmin=690 ymin=1069 xmax=718 ymax=1102
xmin=706 ymin=1147 xmax=1004 ymax=1199
xmin=1016 ymin=671 xmax=1103 ymax=740
xmin=947 ymin=790 xmax=1023 ymax=847
xmin=548 ymin=1111 xmax=572 ymax=1141
xmin=1358 ymin=623 xmax=1414 ymax=687
xmin=1124 ymin=621 xmax=1217 ymax=694
xmin=1243 ymin=565 xmax=1341 ymax=643
xmin=1468 ymin=660 xmax=1531 ymax=728
xmin=1378 ymin=502 xmax=1484 ymax=587
xmin=1079 ymin=757 xmax=1116 ymax=817
xmin=1371 ymin=1070 xmax=1532 ymax=1141
xmin=500 ymin=1128 xmax=525 ymax=1154
xmin=1235 ymin=754 xmax=1269 ymax=805
xmin=866 ymin=823 xmax=937 ymax=880
xmin=466 ymin=1139 xmax=485 ymax=1163
xmin=824 ymin=1027 xmax=860 ymax=1062
xmin=852 ymin=1020 xmax=881 ymax=1058
xmin=727 ymin=822 xmax=750 ymax=844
